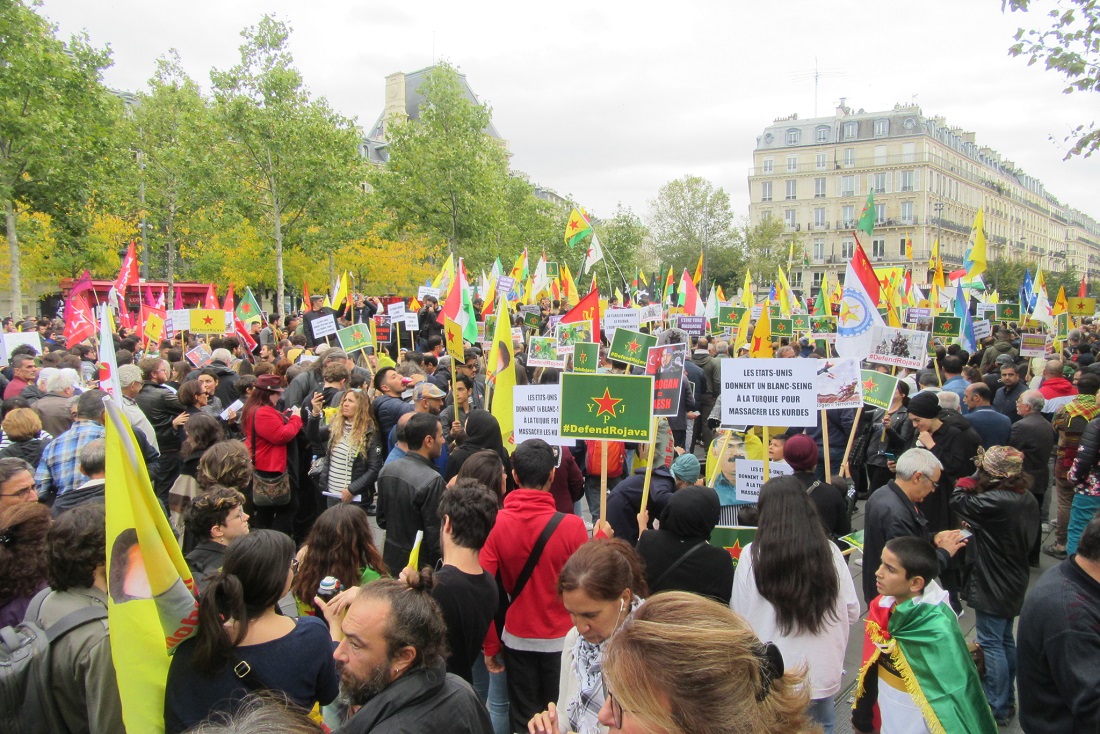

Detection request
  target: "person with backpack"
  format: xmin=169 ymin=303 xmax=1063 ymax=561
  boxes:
xmin=19 ymin=503 xmax=122 ymax=733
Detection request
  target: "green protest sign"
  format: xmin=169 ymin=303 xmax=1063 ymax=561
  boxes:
xmin=811 ymin=316 xmax=836 ymax=335
xmin=709 ymin=526 xmax=757 ymax=571
xmin=791 ymin=313 xmax=811 ymax=331
xmin=861 ymin=369 xmax=899 ymax=410
xmin=770 ymin=318 xmax=793 ymax=338
xmin=995 ymin=303 xmax=1020 ymax=322
xmin=560 ymin=373 xmax=653 ymax=441
xmin=523 ymin=311 xmax=541 ymax=330
xmin=607 ymin=328 xmax=657 ymax=368
xmin=546 ymin=262 xmax=560 ymax=279
xmin=571 ymin=342 xmax=599 ymax=373
xmin=768 ymin=305 xmax=782 ymax=319
xmin=932 ymin=316 xmax=961 ymax=338
xmin=336 ymin=323 xmax=374 ymax=354
xmin=1057 ymin=312 xmax=1069 ymax=340
xmin=717 ymin=306 xmax=746 ymax=328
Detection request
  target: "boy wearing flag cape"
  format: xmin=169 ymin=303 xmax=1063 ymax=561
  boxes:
xmin=852 ymin=536 xmax=996 ymax=734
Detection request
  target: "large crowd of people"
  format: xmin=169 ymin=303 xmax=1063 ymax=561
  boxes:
xmin=0 ymin=295 xmax=1098 ymax=734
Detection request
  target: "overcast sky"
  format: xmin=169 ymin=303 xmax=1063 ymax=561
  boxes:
xmin=39 ymin=0 xmax=1100 ymax=223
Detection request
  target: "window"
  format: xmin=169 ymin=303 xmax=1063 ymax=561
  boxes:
xmin=814 ymin=177 xmax=826 ymax=198
xmin=901 ymin=142 xmax=915 ymax=163
xmin=813 ymin=239 xmax=825 ymax=262
xmin=873 ymin=172 xmax=888 ymax=194
xmin=816 ymin=152 xmax=827 ymax=170
xmin=875 ymin=203 xmax=886 ymax=224
xmin=900 ymin=201 xmax=914 ymax=223
xmin=784 ymin=209 xmax=797 ymax=229
xmin=842 ymin=205 xmax=854 ymax=227
xmin=841 ymin=176 xmax=855 ymax=197
xmin=786 ymin=180 xmax=797 ymax=200
xmin=814 ymin=207 xmax=826 ymax=228
xmin=899 ymin=237 xmax=908 ymax=257
xmin=787 ymin=129 xmax=800 ymax=145
xmin=844 ymin=121 xmax=857 ymax=140
xmin=874 ymin=119 xmax=889 ymax=137
xmin=761 ymin=181 xmax=772 ymax=202
xmin=812 ymin=271 xmax=824 ymax=288
xmin=761 ymin=210 xmax=773 ymax=222
xmin=763 ymin=158 xmax=774 ymax=173
xmin=787 ymin=155 xmax=798 ymax=172
xmin=791 ymin=271 xmax=803 ymax=288
xmin=874 ymin=145 xmax=887 ymax=165
xmin=900 ymin=170 xmax=915 ymax=192
xmin=815 ymin=126 xmax=829 ymax=143
xmin=872 ymin=238 xmax=886 ymax=258
xmin=841 ymin=238 xmax=854 ymax=258
xmin=843 ymin=148 xmax=855 ymax=167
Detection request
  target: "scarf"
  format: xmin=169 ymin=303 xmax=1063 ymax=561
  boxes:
xmin=567 ymin=597 xmax=643 ymax=734
xmin=1065 ymin=394 xmax=1100 ymax=422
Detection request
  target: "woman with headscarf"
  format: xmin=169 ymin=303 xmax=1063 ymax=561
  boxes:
xmin=444 ymin=409 xmax=513 ymax=492
xmin=635 ymin=485 xmax=733 ymax=604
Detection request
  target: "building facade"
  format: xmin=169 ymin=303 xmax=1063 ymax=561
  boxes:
xmin=748 ymin=101 xmax=1100 ymax=295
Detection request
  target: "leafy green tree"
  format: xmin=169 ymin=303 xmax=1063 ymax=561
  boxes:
xmin=210 ymin=15 xmax=363 ymax=314
xmin=584 ymin=204 xmax=646 ymax=294
xmin=1004 ymin=0 xmax=1100 ymax=158
xmin=646 ymin=175 xmax=736 ymax=286
xmin=0 ymin=0 xmax=116 ymax=316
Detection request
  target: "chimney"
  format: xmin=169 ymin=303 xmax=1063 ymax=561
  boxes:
xmin=382 ymin=72 xmax=407 ymax=140
xmin=836 ymin=97 xmax=848 ymax=116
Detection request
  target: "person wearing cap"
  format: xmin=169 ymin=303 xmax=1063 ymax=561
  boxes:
xmin=907 ymin=390 xmax=981 ymax=534
xmin=302 ymin=293 xmax=337 ymax=349
xmin=242 ymin=374 xmax=304 ymax=534
xmin=605 ymin=452 xmax=701 ymax=546
xmin=784 ymin=434 xmax=852 ymax=544
xmin=950 ymin=445 xmax=1040 ymax=725
xmin=403 ymin=381 xmax=448 ymax=474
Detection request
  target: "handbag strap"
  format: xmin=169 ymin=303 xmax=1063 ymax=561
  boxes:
xmin=509 ymin=512 xmax=565 ymax=603
xmin=651 ymin=540 xmax=707 ymax=589
xmin=231 ymin=655 xmax=270 ymax=693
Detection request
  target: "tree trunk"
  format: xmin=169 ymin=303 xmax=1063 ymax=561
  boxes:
xmin=5 ymin=200 xmax=22 ymax=320
xmin=166 ymin=203 xmax=176 ymax=304
xmin=267 ymin=148 xmax=285 ymax=317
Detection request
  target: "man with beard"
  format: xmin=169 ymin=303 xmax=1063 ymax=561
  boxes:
xmin=327 ymin=576 xmax=492 ymax=734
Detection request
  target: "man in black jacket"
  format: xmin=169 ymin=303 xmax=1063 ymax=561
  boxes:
xmin=375 ymin=413 xmax=445 ymax=572
xmin=182 ymin=487 xmax=249 ymax=592
xmin=950 ymin=446 xmax=1040 ymax=726
xmin=862 ymin=447 xmax=967 ymax=605
xmin=303 ymin=294 xmax=338 ymax=349
xmin=1010 ymin=389 xmax=1056 ymax=566
xmin=135 ymin=357 xmax=183 ymax=501
xmin=327 ymin=577 xmax=492 ymax=734
xmin=1017 ymin=514 xmax=1100 ymax=732
xmin=907 ymin=391 xmax=981 ymax=533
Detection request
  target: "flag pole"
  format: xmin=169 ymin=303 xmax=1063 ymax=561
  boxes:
xmin=599 ymin=441 xmax=609 ymax=527
xmin=638 ymin=417 xmax=659 ymax=524
xmin=821 ymin=410 xmax=832 ymax=479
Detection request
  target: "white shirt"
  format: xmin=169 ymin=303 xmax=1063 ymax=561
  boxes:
xmin=731 ymin=541 xmax=860 ymax=698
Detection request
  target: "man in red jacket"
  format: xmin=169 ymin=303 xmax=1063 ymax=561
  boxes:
xmin=479 ymin=439 xmax=588 ymax=733
xmin=1039 ymin=359 xmax=1078 ymax=417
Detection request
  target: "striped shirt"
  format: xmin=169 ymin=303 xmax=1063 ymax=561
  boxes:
xmin=327 ymin=427 xmax=356 ymax=495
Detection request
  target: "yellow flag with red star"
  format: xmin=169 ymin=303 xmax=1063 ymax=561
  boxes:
xmin=444 ymin=316 xmax=465 ymax=360
xmin=750 ymin=303 xmax=773 ymax=358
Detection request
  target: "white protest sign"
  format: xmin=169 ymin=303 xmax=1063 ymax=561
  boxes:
xmin=417 ymin=286 xmax=440 ymax=301
xmin=403 ymin=312 xmax=419 ymax=331
xmin=167 ymin=309 xmax=190 ymax=334
xmin=735 ymin=459 xmax=794 ymax=502
xmin=309 ymin=314 xmax=338 ymax=339
xmin=866 ymin=325 xmax=928 ymax=371
xmin=2 ymin=333 xmax=43 ymax=366
xmin=387 ymin=302 xmax=406 ymax=320
xmin=751 ymin=306 xmax=763 ymax=319
xmin=976 ymin=303 xmax=996 ymax=319
xmin=514 ymin=385 xmax=575 ymax=446
xmin=640 ymin=304 xmax=664 ymax=323
xmin=816 ymin=358 xmax=864 ymax=410
xmin=1019 ymin=333 xmax=1047 ymax=358
xmin=720 ymin=358 xmax=817 ymax=427
xmin=602 ymin=308 xmax=641 ymax=343
xmin=220 ymin=398 xmax=244 ymax=421
xmin=972 ymin=319 xmax=992 ymax=340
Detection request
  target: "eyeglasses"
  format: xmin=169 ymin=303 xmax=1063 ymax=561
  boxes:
xmin=601 ymin=678 xmax=623 ymax=729
xmin=290 ymin=558 xmax=300 ymax=574
xmin=0 ymin=483 xmax=36 ymax=499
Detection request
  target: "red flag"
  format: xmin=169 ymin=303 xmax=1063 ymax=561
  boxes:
xmin=173 ymin=285 xmax=184 ymax=310
xmin=64 ymin=270 xmax=94 ymax=324
xmin=143 ymin=286 xmax=156 ymax=307
xmin=113 ymin=241 xmax=139 ymax=295
xmin=560 ymin=284 xmax=601 ymax=344
xmin=63 ymin=293 xmax=95 ymax=345
xmin=1080 ymin=275 xmax=1088 ymax=299
xmin=203 ymin=284 xmax=218 ymax=309
xmin=233 ymin=312 xmax=258 ymax=357
xmin=303 ymin=282 xmax=312 ymax=312
xmin=850 ymin=241 xmax=881 ymax=307
xmin=223 ymin=285 xmax=235 ymax=314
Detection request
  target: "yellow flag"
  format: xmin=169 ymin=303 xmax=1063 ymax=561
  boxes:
xmin=966 ymin=208 xmax=987 ymax=278
xmin=1053 ymin=286 xmax=1069 ymax=316
xmin=432 ymin=254 xmax=456 ymax=291
xmin=733 ymin=307 xmax=753 ymax=354
xmin=407 ymin=530 xmax=424 ymax=570
xmin=189 ymin=308 xmax=225 ymax=334
xmin=444 ymin=316 xmax=465 ymax=360
xmin=562 ymin=263 xmax=580 ymax=307
xmin=928 ymin=237 xmax=939 ymax=271
xmin=741 ymin=270 xmax=754 ymax=308
xmin=750 ymin=303 xmax=773 ymax=358
xmin=933 ymin=240 xmax=946 ymax=289
xmin=692 ymin=252 xmax=704 ymax=285
xmin=332 ymin=271 xmax=349 ymax=313
xmin=776 ymin=268 xmax=794 ymax=315
xmin=105 ymin=399 xmax=199 ymax=734
xmin=905 ymin=232 xmax=913 ymax=261
xmin=487 ymin=298 xmax=516 ymax=452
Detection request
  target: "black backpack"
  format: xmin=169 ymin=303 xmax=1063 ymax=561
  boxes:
xmin=0 ymin=589 xmax=108 ymax=734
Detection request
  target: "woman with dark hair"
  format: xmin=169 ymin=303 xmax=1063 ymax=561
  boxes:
xmin=164 ymin=530 xmax=338 ymax=733
xmin=175 ymin=380 xmax=209 ymax=444
xmin=306 ymin=388 xmax=383 ymax=505
xmin=169 ymin=360 xmax=191 ymax=390
xmin=168 ymin=415 xmax=227 ymax=541
xmin=0 ymin=502 xmax=51 ymax=626
xmin=527 ymin=539 xmax=648 ymax=734
xmin=454 ymin=448 xmax=506 ymax=505
xmin=864 ymin=380 xmax=914 ymax=492
xmin=444 ymin=409 xmax=512 ymax=491
xmin=635 ymin=485 xmax=733 ymax=604
xmin=731 ymin=475 xmax=859 ymax=733
xmin=198 ymin=440 xmax=254 ymax=494
xmin=291 ymin=504 xmax=387 ymax=617
xmin=242 ymin=375 xmax=303 ymax=534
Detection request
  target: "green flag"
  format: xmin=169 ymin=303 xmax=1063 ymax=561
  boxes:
xmin=856 ymin=190 xmax=876 ymax=236
xmin=560 ymin=373 xmax=653 ymax=441
xmin=572 ymin=342 xmax=599 ymax=373
xmin=709 ymin=526 xmax=757 ymax=571
xmin=811 ymin=316 xmax=837 ymax=334
xmin=718 ymin=306 xmax=746 ymax=329
xmin=336 ymin=323 xmax=374 ymax=354
xmin=932 ymin=316 xmax=961 ymax=339
xmin=995 ymin=303 xmax=1020 ymax=322
xmin=861 ymin=369 xmax=899 ymax=410
xmin=838 ymin=529 xmax=864 ymax=551
xmin=607 ymin=328 xmax=657 ymax=368
xmin=791 ymin=313 xmax=811 ymax=331
xmin=770 ymin=318 xmax=793 ymax=338
xmin=235 ymin=287 xmax=263 ymax=324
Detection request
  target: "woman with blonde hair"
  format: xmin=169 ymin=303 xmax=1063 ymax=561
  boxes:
xmin=307 ymin=388 xmax=383 ymax=505
xmin=0 ymin=407 xmax=50 ymax=466
xmin=598 ymin=592 xmax=816 ymax=734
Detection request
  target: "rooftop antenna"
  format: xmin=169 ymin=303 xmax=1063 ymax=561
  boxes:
xmin=790 ymin=58 xmax=844 ymax=117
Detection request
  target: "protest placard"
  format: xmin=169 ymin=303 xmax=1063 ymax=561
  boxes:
xmin=514 ymin=385 xmax=574 ymax=446
xmin=1068 ymin=297 xmax=1096 ymax=316
xmin=932 ymin=316 xmax=961 ymax=339
xmin=816 ymin=358 xmax=864 ymax=410
xmin=867 ymin=325 xmax=928 ymax=370
xmin=972 ymin=319 xmax=992 ymax=340
xmin=496 ymin=276 xmax=516 ymax=295
xmin=527 ymin=336 xmax=565 ymax=369
xmin=1019 ymin=333 xmax=1047 ymax=358
xmin=185 ymin=343 xmax=212 ymax=367
xmin=791 ymin=313 xmax=811 ymax=331
xmin=189 ymin=309 xmax=225 ymax=335
xmin=720 ymin=358 xmax=817 ymax=427
xmin=560 ymin=373 xmax=654 ymax=441
xmin=556 ymin=322 xmax=592 ymax=354
xmin=710 ymin=527 xmax=757 ymax=570
xmin=735 ymin=459 xmax=794 ymax=503
xmin=770 ymin=318 xmax=793 ymax=339
xmin=336 ymin=323 xmax=374 ymax=354
xmin=995 ymin=303 xmax=1020 ymax=322
xmin=373 ymin=314 xmax=392 ymax=343
xmin=417 ymin=286 xmax=440 ymax=301
xmin=645 ymin=343 xmax=686 ymax=417
xmin=167 ymin=309 xmax=190 ymax=335
xmin=861 ymin=370 xmax=900 ymax=410
xmin=975 ymin=303 xmax=996 ymax=319
xmin=718 ymin=306 xmax=747 ymax=328
xmin=607 ymin=328 xmax=657 ymax=368
xmin=1 ymin=333 xmax=42 ymax=366
xmin=640 ymin=303 xmax=664 ymax=324
xmin=386 ymin=301 xmax=406 ymax=320
xmin=677 ymin=316 xmax=707 ymax=336
xmin=571 ymin=342 xmax=599 ymax=373
xmin=545 ymin=262 xmax=560 ymax=279
xmin=905 ymin=307 xmax=932 ymax=324
xmin=403 ymin=312 xmax=419 ymax=331
xmin=522 ymin=311 xmax=541 ymax=330
xmin=309 ymin=313 xmax=338 ymax=339
xmin=603 ymin=308 xmax=641 ymax=342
